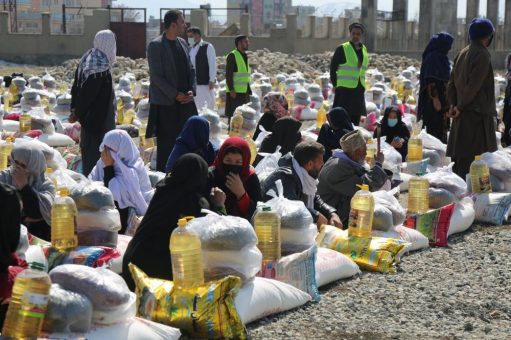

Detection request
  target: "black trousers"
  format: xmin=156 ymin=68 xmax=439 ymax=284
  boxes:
xmin=147 ymin=102 xmax=198 ymax=172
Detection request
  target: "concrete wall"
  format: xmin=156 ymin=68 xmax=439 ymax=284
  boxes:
xmin=0 ymin=9 xmax=110 ymax=65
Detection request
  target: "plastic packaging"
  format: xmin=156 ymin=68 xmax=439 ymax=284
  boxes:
xmin=317 ymin=225 xmax=409 ymax=273
xmin=255 ymin=146 xmax=281 ymax=182
xmin=50 ymin=264 xmax=134 ymax=323
xmin=0 ymin=138 xmax=14 ymax=170
xmin=254 ymin=206 xmax=281 ymax=262
xmin=408 ymin=175 xmax=429 ymax=214
xmin=229 ymin=110 xmax=244 ymax=137
xmin=76 ymin=208 xmax=121 ymax=247
xmin=19 ymin=113 xmax=32 ymax=132
xmin=470 ymin=155 xmax=492 ymax=193
xmin=280 ymin=223 xmax=317 ymax=255
xmin=473 ymin=193 xmax=511 ymax=225
xmin=169 ymin=218 xmax=204 ymax=288
xmin=423 ymin=163 xmax=467 ymax=198
xmin=481 ymin=150 xmax=511 ymax=181
xmin=408 ymin=135 xmax=423 ymax=162
xmin=429 ymin=187 xmax=457 ymax=209
xmin=348 ymin=184 xmax=375 ymax=238
xmin=70 ymin=181 xmax=116 ymax=210
xmin=129 ymin=264 xmax=246 ymax=339
xmin=42 ymin=284 xmax=93 ymax=333
xmin=51 ymin=187 xmax=78 ymax=251
xmin=365 ymin=138 xmax=376 ymax=166
xmin=315 ymin=247 xmax=360 ymax=287
xmin=316 ymin=104 xmax=327 ymax=129
xmin=186 ymin=214 xmax=262 ymax=282
xmin=373 ymin=189 xmax=406 ymax=227
xmin=2 ymin=269 xmax=52 ymax=339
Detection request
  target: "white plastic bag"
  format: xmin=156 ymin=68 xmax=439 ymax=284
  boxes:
xmin=280 ymin=223 xmax=317 ymax=254
xmin=16 ymin=225 xmax=29 ymax=258
xmin=315 ymin=247 xmax=360 ymax=287
xmin=70 ymin=180 xmax=116 ymax=210
xmin=423 ymin=163 xmax=467 ymax=197
xmin=373 ymin=189 xmax=406 ymax=228
xmin=187 ymin=214 xmax=262 ymax=281
xmin=49 ymin=265 xmax=135 ymax=325
xmin=377 ymin=138 xmax=403 ymax=171
xmin=234 ymin=277 xmax=311 ymax=325
xmin=43 ymin=284 xmax=93 ymax=333
xmin=255 ymin=146 xmax=281 ymax=182
xmin=448 ymin=198 xmax=475 ymax=236
xmin=254 ymin=125 xmax=271 ymax=148
xmin=481 ymin=150 xmax=511 ymax=181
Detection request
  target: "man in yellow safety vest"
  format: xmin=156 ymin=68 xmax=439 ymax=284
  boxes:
xmin=330 ymin=23 xmax=368 ymax=126
xmin=225 ymin=35 xmax=252 ymax=123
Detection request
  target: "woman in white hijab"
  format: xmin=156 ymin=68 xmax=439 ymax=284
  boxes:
xmin=89 ymin=129 xmax=154 ymax=233
xmin=70 ymin=29 xmax=117 ymax=177
xmin=0 ymin=143 xmax=55 ymax=240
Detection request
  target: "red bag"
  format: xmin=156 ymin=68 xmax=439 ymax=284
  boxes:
xmin=405 ymin=203 xmax=455 ymax=247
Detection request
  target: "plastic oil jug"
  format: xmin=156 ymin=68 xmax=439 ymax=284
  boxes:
xmin=470 ymin=155 xmax=492 ymax=193
xmin=348 ymin=184 xmax=375 ymax=238
xmin=407 ymin=134 xmax=423 ymax=162
xmin=316 ymin=104 xmax=327 ymax=129
xmin=0 ymin=137 xmax=14 ymax=171
xmin=408 ymin=174 xmax=429 ymax=214
xmin=229 ymin=110 xmax=243 ymax=137
xmin=3 ymin=92 xmax=12 ymax=113
xmin=286 ymin=89 xmax=294 ymax=111
xmin=365 ymin=138 xmax=376 ymax=167
xmin=170 ymin=218 xmax=204 ymax=287
xmin=116 ymin=99 xmax=124 ymax=125
xmin=246 ymin=137 xmax=257 ymax=164
xmin=123 ymin=109 xmax=135 ymax=125
xmin=51 ymin=187 xmax=78 ymax=252
xmin=254 ymin=206 xmax=281 ymax=261
xmin=1 ymin=269 xmax=52 ymax=339
xmin=19 ymin=113 xmax=32 ymax=132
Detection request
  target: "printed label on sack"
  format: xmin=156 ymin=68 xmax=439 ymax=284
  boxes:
xmin=19 ymin=292 xmax=49 ymax=318
xmin=478 ymin=175 xmax=492 ymax=193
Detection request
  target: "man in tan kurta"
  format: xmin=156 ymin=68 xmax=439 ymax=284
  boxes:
xmin=447 ymin=18 xmax=498 ymax=179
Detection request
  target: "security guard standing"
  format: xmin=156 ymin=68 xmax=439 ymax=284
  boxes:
xmin=225 ymin=35 xmax=251 ymax=124
xmin=330 ymin=23 xmax=368 ymax=126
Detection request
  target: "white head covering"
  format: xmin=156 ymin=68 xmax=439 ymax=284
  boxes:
xmin=89 ymin=129 xmax=154 ymax=215
xmin=93 ymin=29 xmax=117 ymax=65
xmin=0 ymin=143 xmax=55 ymax=225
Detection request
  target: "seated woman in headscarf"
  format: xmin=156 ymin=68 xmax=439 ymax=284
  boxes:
xmin=164 ymin=116 xmax=216 ymax=173
xmin=0 ymin=183 xmax=28 ymax=329
xmin=206 ymin=137 xmax=262 ymax=220
xmin=374 ymin=106 xmax=410 ymax=160
xmin=0 ymin=144 xmax=55 ymax=241
xmin=253 ymin=92 xmax=289 ymax=140
xmin=417 ymin=32 xmax=454 ymax=143
xmin=122 ymin=154 xmax=211 ymax=291
xmin=89 ymin=129 xmax=154 ymax=233
xmin=259 ymin=117 xmax=302 ymax=155
xmin=316 ymin=107 xmax=354 ymax=162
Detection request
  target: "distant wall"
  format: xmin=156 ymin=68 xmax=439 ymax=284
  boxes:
xmin=0 ymin=10 xmax=110 ymax=65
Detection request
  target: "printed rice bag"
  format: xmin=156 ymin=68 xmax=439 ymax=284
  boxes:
xmin=129 ymin=264 xmax=246 ymax=340
xmin=43 ymin=246 xmax=120 ymax=271
xmin=316 ymin=225 xmax=409 ymax=273
xmin=404 ymin=203 xmax=455 ymax=247
xmin=258 ymin=245 xmax=319 ymax=302
xmin=473 ymin=193 xmax=511 ymax=225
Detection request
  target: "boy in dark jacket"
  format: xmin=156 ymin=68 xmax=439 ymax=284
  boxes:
xmin=261 ymin=141 xmax=342 ymax=229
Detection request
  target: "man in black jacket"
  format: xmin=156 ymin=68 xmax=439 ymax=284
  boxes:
xmin=261 ymin=141 xmax=343 ymax=229
xmin=146 ymin=10 xmax=197 ymax=172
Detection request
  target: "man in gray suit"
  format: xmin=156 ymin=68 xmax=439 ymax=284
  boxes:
xmin=146 ymin=10 xmax=197 ymax=172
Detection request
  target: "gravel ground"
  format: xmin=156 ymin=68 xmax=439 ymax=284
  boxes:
xmin=247 ymin=223 xmax=511 ymax=339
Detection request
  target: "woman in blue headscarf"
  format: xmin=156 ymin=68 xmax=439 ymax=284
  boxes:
xmin=164 ymin=116 xmax=217 ymax=173
xmin=316 ymin=107 xmax=354 ymax=162
xmin=417 ymin=32 xmax=454 ymax=143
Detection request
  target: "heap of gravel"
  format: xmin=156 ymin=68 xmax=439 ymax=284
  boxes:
xmin=42 ymin=50 xmax=420 ymax=84
xmin=247 ymin=223 xmax=511 ymax=339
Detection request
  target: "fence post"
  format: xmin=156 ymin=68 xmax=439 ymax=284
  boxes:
xmin=62 ymin=4 xmax=66 ymax=34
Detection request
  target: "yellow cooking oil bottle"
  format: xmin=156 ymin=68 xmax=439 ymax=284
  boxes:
xmin=1 ymin=269 xmax=52 ymax=339
xmin=229 ymin=110 xmax=244 ymax=137
xmin=51 ymin=187 xmax=78 ymax=251
xmin=365 ymin=138 xmax=376 ymax=166
xmin=407 ymin=133 xmax=423 ymax=162
xmin=254 ymin=206 xmax=281 ymax=261
xmin=316 ymin=104 xmax=327 ymax=129
xmin=170 ymin=218 xmax=204 ymax=287
xmin=348 ymin=184 xmax=375 ymax=238
xmin=407 ymin=174 xmax=429 ymax=214
xmin=0 ymin=137 xmax=14 ymax=171
xmin=470 ymin=155 xmax=492 ymax=193
xmin=19 ymin=113 xmax=32 ymax=132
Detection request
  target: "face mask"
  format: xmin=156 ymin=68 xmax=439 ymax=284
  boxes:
xmin=387 ymin=118 xmax=398 ymax=128
xmin=188 ymin=37 xmax=195 ymax=45
xmin=223 ymin=163 xmax=243 ymax=175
